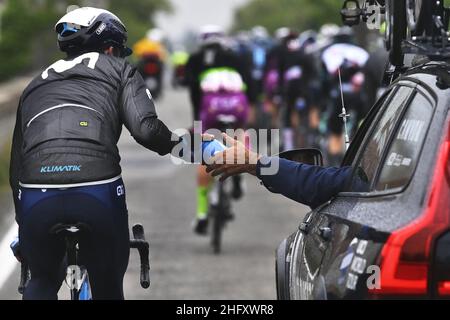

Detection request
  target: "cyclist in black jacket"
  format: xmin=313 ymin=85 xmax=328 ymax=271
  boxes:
xmin=277 ymin=30 xmax=318 ymax=150
xmin=9 ymin=7 xmax=189 ymax=300
xmin=185 ymin=25 xmax=255 ymax=122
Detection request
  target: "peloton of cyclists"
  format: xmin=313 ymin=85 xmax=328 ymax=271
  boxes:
xmin=175 ymin=23 xmax=380 ymax=232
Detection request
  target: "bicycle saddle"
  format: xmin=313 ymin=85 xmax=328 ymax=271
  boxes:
xmin=49 ymin=223 xmax=92 ymax=236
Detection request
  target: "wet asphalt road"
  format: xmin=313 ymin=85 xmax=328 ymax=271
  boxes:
xmin=0 ymin=87 xmax=308 ymax=300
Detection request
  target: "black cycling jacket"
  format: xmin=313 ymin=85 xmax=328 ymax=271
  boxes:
xmin=278 ymin=42 xmax=318 ymax=103
xmin=185 ymin=44 xmax=255 ymax=120
xmin=10 ymin=52 xmax=181 ymax=212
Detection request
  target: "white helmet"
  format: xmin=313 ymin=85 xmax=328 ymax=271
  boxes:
xmin=275 ymin=27 xmax=290 ymax=40
xmin=251 ymin=26 xmax=269 ymax=40
xmin=198 ymin=25 xmax=225 ymax=47
xmin=146 ymin=28 xmax=165 ymax=42
xmin=319 ymin=24 xmax=340 ymax=39
xmin=55 ymin=7 xmax=131 ymax=56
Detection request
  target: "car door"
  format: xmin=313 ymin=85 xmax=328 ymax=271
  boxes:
xmin=316 ymin=81 xmax=436 ymax=299
xmin=285 ymin=85 xmax=398 ymax=299
xmin=284 ymin=86 xmax=398 ymax=300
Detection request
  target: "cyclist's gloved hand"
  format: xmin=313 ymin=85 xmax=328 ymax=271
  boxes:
xmin=202 ymin=133 xmax=215 ymax=142
xmin=10 ymin=236 xmax=23 ymax=263
xmin=172 ymin=133 xmax=216 ymax=164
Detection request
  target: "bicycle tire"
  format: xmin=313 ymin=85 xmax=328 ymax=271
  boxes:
xmin=407 ymin=0 xmax=429 ymax=35
xmin=211 ymin=207 xmax=223 ymax=254
xmin=210 ymin=181 xmax=227 ymax=255
xmin=67 ymin=265 xmax=92 ymax=300
xmin=66 ymin=266 xmax=80 ymax=300
xmin=386 ymin=0 xmax=407 ymax=66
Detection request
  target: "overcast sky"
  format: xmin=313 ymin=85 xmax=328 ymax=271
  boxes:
xmin=155 ymin=0 xmax=249 ymax=40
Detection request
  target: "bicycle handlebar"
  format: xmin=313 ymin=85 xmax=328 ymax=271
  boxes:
xmin=130 ymin=224 xmax=150 ymax=289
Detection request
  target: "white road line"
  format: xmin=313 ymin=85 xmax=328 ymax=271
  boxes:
xmin=0 ymin=222 xmax=19 ymax=290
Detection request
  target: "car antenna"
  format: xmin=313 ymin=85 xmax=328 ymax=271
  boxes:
xmin=338 ymin=67 xmax=351 ymax=151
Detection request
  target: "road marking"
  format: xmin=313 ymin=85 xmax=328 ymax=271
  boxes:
xmin=0 ymin=222 xmax=19 ymax=290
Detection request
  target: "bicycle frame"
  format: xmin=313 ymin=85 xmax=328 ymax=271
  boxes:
xmin=341 ymin=0 xmax=386 ymax=26
xmin=341 ymin=0 xmax=450 ymax=72
xmin=403 ymin=0 xmax=450 ymax=59
xmin=64 ymin=228 xmax=92 ymax=300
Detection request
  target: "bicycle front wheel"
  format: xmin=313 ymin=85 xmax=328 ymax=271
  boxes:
xmin=210 ymin=206 xmax=223 ymax=254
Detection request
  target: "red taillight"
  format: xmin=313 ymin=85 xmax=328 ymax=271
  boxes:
xmin=176 ymin=66 xmax=185 ymax=77
xmin=144 ymin=63 xmax=159 ymax=75
xmin=370 ymin=125 xmax=450 ymax=297
xmin=438 ymin=282 xmax=450 ymax=296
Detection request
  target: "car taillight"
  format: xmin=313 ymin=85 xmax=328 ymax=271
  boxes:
xmin=438 ymin=281 xmax=450 ymax=296
xmin=370 ymin=123 xmax=450 ymax=297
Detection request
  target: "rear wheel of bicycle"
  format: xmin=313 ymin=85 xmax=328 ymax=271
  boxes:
xmin=407 ymin=0 xmax=428 ymax=35
xmin=385 ymin=0 xmax=407 ymax=66
xmin=68 ymin=266 xmax=92 ymax=300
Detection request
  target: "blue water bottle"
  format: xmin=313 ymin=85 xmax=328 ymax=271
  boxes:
xmin=202 ymin=139 xmax=227 ymax=163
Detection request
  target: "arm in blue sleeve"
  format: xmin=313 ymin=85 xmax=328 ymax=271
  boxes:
xmin=256 ymin=156 xmax=353 ymax=209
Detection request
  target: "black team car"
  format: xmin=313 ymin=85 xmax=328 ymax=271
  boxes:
xmin=276 ymin=61 xmax=450 ymax=299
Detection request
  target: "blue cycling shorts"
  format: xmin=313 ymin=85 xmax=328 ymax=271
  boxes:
xmin=17 ymin=178 xmax=130 ymax=300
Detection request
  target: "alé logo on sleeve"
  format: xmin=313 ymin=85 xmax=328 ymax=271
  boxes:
xmin=40 ymin=165 xmax=82 ymax=173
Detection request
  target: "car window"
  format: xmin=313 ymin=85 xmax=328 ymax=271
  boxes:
xmin=342 ymin=89 xmax=393 ymax=167
xmin=348 ymin=86 xmax=414 ymax=192
xmin=374 ymin=92 xmax=433 ymax=191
